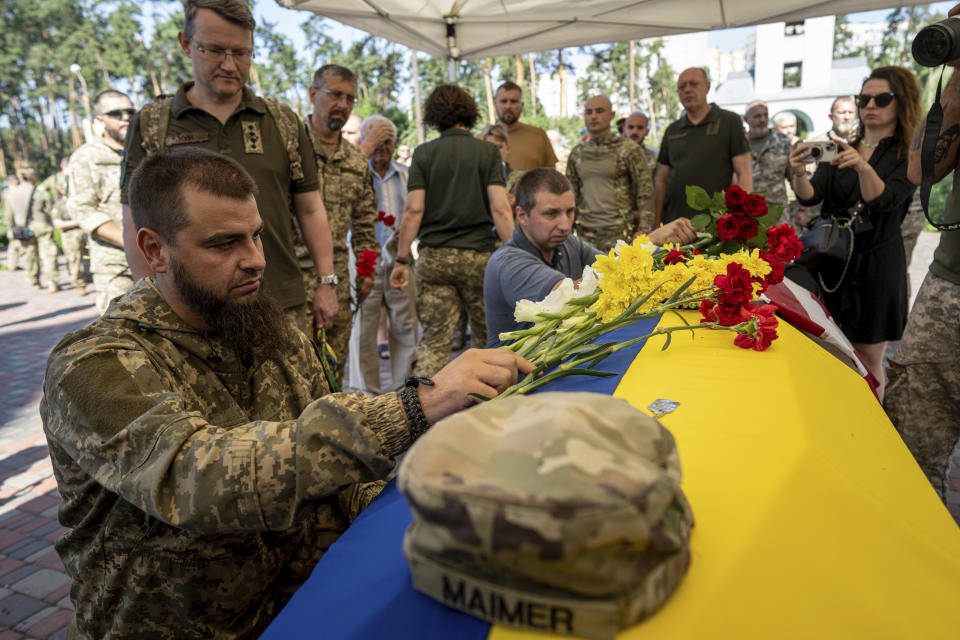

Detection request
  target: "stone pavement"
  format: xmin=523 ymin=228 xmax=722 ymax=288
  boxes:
xmin=0 ymin=233 xmax=942 ymax=637
xmin=0 ymin=253 xmax=97 ymax=639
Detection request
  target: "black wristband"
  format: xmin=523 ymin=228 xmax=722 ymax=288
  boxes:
xmin=395 ymin=256 xmax=409 ymax=265
xmin=399 ymin=377 xmax=433 ymax=440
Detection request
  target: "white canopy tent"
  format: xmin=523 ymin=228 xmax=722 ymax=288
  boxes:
xmin=276 ymin=0 xmax=934 ymax=61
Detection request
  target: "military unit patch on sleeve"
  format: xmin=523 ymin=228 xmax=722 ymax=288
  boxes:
xmin=242 ymin=121 xmax=264 ymax=154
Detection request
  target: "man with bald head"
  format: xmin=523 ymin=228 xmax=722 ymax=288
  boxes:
xmin=566 ymin=95 xmax=653 ymax=252
xmin=655 ymin=67 xmax=751 ymax=224
xmin=624 ymin=111 xmax=659 ymax=192
xmin=744 ymin=101 xmax=792 ymax=224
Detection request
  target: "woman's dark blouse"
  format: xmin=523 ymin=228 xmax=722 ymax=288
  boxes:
xmin=797 ymin=138 xmax=917 ymax=343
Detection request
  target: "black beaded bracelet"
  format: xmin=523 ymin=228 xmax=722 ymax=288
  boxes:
xmin=399 ymin=376 xmax=433 ymax=440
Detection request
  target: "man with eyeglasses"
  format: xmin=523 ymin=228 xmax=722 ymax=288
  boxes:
xmin=119 ymin=0 xmax=338 ymax=339
xmin=297 ymin=64 xmax=382 ymax=381
xmin=67 ymin=90 xmax=135 ymax=312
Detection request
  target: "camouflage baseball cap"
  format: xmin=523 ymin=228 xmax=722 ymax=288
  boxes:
xmin=397 ymin=392 xmax=694 ymax=640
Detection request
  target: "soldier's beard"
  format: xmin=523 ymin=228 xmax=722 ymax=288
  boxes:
xmin=498 ymin=111 xmax=518 ymax=126
xmin=171 ymin=258 xmax=295 ymax=366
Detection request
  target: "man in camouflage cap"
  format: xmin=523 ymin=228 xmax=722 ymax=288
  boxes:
xmin=399 ymin=392 xmax=694 ymax=640
xmin=67 ymin=90 xmax=135 ymax=311
xmin=297 ymin=64 xmax=381 ymax=381
xmin=2 ymin=167 xmax=60 ymax=292
xmin=566 ymin=95 xmax=655 ymax=254
xmin=40 ymin=146 xmax=532 ymax=639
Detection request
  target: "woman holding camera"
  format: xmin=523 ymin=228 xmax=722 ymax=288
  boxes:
xmin=789 ymin=66 xmax=922 ymax=400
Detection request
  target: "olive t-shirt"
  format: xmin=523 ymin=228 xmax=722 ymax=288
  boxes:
xmin=503 ymin=123 xmax=559 ymax=171
xmin=930 ymin=170 xmax=960 ymax=285
xmin=658 ymin=103 xmax=749 ymax=222
xmin=121 ymin=83 xmax=320 ymax=310
xmin=408 ymin=128 xmax=505 ymax=252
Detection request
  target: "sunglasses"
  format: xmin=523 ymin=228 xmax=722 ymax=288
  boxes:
xmin=857 ymin=92 xmax=896 ymax=109
xmin=102 ymin=108 xmax=135 ymax=119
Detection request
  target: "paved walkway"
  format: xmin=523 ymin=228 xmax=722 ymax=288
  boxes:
xmin=0 ymin=233 xmax=943 ymax=637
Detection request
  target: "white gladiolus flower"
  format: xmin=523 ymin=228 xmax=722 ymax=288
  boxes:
xmin=513 ymin=299 xmax=543 ymax=323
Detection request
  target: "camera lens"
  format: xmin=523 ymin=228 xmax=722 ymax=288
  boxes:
xmin=913 ymin=19 xmax=960 ymax=67
xmin=809 ymin=146 xmax=821 ymax=159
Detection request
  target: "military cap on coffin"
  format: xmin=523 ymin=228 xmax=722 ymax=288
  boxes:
xmin=397 ymin=392 xmax=694 ymax=640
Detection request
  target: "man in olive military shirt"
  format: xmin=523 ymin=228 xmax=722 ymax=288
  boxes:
xmin=655 ymin=67 xmax=752 ymax=224
xmin=41 ymin=146 xmax=531 ymax=639
xmin=120 ymin=0 xmax=337 ymax=336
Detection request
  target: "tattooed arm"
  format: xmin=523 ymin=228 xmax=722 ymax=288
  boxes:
xmin=908 ymin=6 xmax=960 ymax=185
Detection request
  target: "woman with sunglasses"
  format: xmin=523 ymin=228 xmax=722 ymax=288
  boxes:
xmin=789 ymin=66 xmax=922 ymax=400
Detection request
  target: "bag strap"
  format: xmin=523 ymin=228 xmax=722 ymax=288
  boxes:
xmin=139 ymin=96 xmax=174 ymax=155
xmin=24 ymin=186 xmax=36 ymax=227
xmin=262 ymin=97 xmax=304 ymax=182
xmin=818 ymin=225 xmax=855 ymax=294
xmin=920 ymin=68 xmax=960 ymax=231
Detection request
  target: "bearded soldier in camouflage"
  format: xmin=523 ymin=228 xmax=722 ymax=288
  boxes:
xmin=297 ymin=64 xmax=380 ymax=380
xmin=68 ymin=90 xmax=135 ymax=311
xmin=40 ymin=147 xmax=531 ymax=639
xmin=566 ymin=95 xmax=654 ymax=254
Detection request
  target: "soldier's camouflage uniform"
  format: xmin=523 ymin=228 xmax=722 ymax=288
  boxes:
xmin=566 ymin=133 xmax=654 ymax=254
xmin=414 ymin=246 xmax=491 ymax=378
xmin=2 ymin=182 xmax=60 ymax=288
xmin=885 ymin=272 xmax=960 ymax=517
xmin=295 ymin=123 xmax=379 ymax=381
xmin=42 ymin=170 xmax=87 ymax=289
xmin=750 ymin=129 xmax=792 ymax=225
xmin=68 ymin=138 xmax=133 ymax=312
xmin=40 ymin=278 xmax=411 ymax=639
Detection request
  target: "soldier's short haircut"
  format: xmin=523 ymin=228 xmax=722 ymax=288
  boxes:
xmin=773 ymin=111 xmax=797 ymax=125
xmin=480 ymin=123 xmax=508 ymax=145
xmin=16 ymin=167 xmax=36 ymax=182
xmin=312 ymin=64 xmax=357 ymax=89
xmin=495 ymin=81 xmax=522 ymax=97
xmin=360 ymin=114 xmax=397 ymax=142
xmin=93 ymin=90 xmax=131 ymax=115
xmin=515 ymin=167 xmax=572 ymax=214
xmin=129 ymin=147 xmax=258 ymax=244
xmin=423 ymin=84 xmax=478 ymax=132
xmin=183 ymin=0 xmax=255 ymax=40
xmin=830 ymin=95 xmax=856 ymax=112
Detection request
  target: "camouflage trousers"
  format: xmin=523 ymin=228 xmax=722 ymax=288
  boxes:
xmin=301 ymin=253 xmax=352 ymax=382
xmin=60 ymin=228 xmax=87 ymax=288
xmin=12 ymin=232 xmax=60 ymax=288
xmin=414 ymin=246 xmax=491 ymax=378
xmin=884 ymin=272 xmax=960 ymax=519
xmin=575 ymin=224 xmax=628 ymax=255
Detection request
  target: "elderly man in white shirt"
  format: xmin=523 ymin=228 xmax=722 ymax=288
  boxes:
xmin=347 ymin=115 xmax=418 ymax=393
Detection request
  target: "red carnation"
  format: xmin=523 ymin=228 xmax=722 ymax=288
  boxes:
xmin=699 ymin=300 xmax=748 ymax=326
xmin=760 ymin=251 xmax=785 ymax=286
xmin=382 ymin=214 xmax=396 ymax=227
xmin=714 ymin=263 xmax=754 ymax=308
xmin=724 ymin=185 xmax=748 ymax=210
xmin=734 ymin=304 xmax=779 ymax=351
xmin=377 ymin=210 xmax=386 ymax=222
xmin=743 ymin=194 xmax=768 ymax=218
xmin=735 ymin=216 xmax=759 ymax=243
xmin=356 ymin=248 xmax=379 ymax=279
xmin=765 ymin=224 xmax=803 ymax=263
xmin=716 ymin=214 xmax=739 ymax=241
xmin=664 ymin=249 xmax=685 ymax=265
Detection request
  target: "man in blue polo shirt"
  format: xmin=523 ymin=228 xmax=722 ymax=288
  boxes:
xmin=485 ymin=168 xmax=697 ymax=346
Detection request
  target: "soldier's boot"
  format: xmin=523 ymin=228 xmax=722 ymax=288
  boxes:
xmin=76 ymin=284 xmax=87 ymax=296
xmin=451 ymin=308 xmax=469 ymax=351
xmin=48 ymin=282 xmax=59 ymax=294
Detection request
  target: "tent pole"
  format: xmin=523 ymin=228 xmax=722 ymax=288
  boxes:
xmin=445 ymin=16 xmax=459 ymax=83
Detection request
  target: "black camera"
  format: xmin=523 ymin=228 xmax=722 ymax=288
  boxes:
xmin=912 ymin=17 xmax=960 ymax=66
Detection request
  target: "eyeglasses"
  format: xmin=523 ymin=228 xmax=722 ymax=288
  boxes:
xmin=191 ymin=40 xmax=253 ymax=64
xmin=316 ymin=88 xmax=357 ymax=106
xmin=102 ymin=108 xmax=135 ymax=119
xmin=857 ymin=92 xmax=896 ymax=109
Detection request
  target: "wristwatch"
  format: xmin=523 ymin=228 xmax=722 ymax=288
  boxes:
xmin=399 ymin=376 xmax=434 ymax=440
xmin=317 ymin=273 xmax=339 ymax=286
